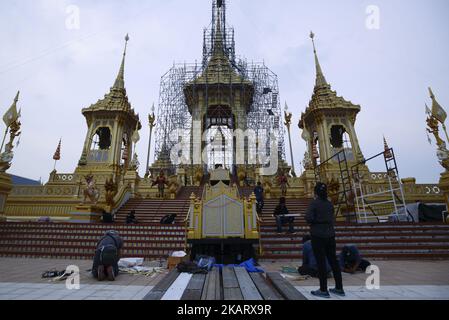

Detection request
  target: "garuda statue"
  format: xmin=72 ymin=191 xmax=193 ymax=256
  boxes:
xmin=83 ymin=174 xmax=100 ymax=205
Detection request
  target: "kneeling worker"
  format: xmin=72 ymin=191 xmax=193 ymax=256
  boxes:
xmin=92 ymin=230 xmax=124 ymax=281
xmin=298 ymin=234 xmax=331 ymax=278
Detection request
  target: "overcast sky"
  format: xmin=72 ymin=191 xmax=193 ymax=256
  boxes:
xmin=1 ymin=0 xmax=448 ymax=183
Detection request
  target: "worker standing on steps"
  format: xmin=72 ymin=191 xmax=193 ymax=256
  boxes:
xmin=254 ymin=181 xmax=265 ymax=214
xmin=152 ymin=170 xmax=168 ymax=199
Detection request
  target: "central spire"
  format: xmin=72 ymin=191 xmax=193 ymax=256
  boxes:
xmin=113 ymin=34 xmax=129 ymax=90
xmin=310 ymin=31 xmax=329 ymax=89
xmin=212 ymin=0 xmax=226 ymax=57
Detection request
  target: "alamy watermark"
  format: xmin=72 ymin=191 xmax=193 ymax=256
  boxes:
xmin=365 ymin=264 xmax=381 ymax=290
xmin=65 ymin=5 xmax=81 ymax=30
xmin=366 ymin=5 xmax=380 ymax=30
xmin=169 ymin=123 xmax=280 ymax=175
xmin=65 ymin=265 xmax=80 ymax=290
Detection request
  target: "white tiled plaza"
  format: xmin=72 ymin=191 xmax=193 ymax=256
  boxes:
xmin=0 ymin=258 xmax=448 ymax=300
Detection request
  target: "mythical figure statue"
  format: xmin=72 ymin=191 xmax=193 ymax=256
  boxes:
xmin=194 ymin=167 xmax=203 ymax=186
xmin=83 ymin=174 xmax=100 ymax=204
xmin=130 ymin=152 xmax=140 ymax=170
xmin=302 ymin=151 xmax=313 ymax=171
xmin=104 ymin=177 xmax=118 ymax=207
xmin=168 ymin=176 xmax=180 ymax=199
xmin=263 ymin=180 xmax=273 ymax=199
xmin=326 ymin=177 xmax=340 ymax=204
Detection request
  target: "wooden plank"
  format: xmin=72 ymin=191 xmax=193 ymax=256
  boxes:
xmin=161 ymin=273 xmax=193 ymax=300
xmin=181 ymin=274 xmax=207 ymax=301
xmin=222 ymin=267 xmax=239 ymax=288
xmin=266 ymin=272 xmax=307 ymax=301
xmin=201 ymin=269 xmax=216 ymax=300
xmin=224 ymin=288 xmax=244 ymax=301
xmin=222 ymin=267 xmax=243 ymax=301
xmin=201 ymin=268 xmax=222 ymax=300
xmin=250 ymin=273 xmax=284 ymax=301
xmin=234 ymin=267 xmax=263 ymax=300
xmin=143 ymin=269 xmax=180 ymax=300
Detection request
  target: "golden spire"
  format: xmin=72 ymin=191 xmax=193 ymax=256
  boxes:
xmin=213 ymin=7 xmax=224 ymax=55
xmin=310 ymin=31 xmax=329 ymax=88
xmin=113 ymin=34 xmax=129 ymax=90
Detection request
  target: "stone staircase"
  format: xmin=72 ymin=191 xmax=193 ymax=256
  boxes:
xmin=113 ymin=185 xmax=203 ymax=225
xmin=0 ymin=222 xmax=185 ymax=260
xmin=0 ymin=194 xmax=448 ymax=261
xmin=258 ymin=199 xmax=449 ymax=260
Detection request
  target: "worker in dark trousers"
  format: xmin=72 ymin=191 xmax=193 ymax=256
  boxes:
xmin=92 ymin=230 xmax=124 ymax=281
xmin=305 ymin=183 xmax=345 ymax=299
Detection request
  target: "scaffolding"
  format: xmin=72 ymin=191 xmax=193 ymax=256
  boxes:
xmin=154 ymin=0 xmax=286 ymax=172
xmin=351 ymin=148 xmax=410 ymax=223
xmin=314 ymin=150 xmax=354 ymax=221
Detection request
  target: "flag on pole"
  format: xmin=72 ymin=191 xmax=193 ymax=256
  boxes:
xmin=53 ymin=139 xmax=62 ymax=161
xmin=425 ymin=104 xmax=432 ymax=115
xmin=429 ymin=87 xmax=447 ymax=124
xmin=3 ymin=91 xmax=20 ymax=127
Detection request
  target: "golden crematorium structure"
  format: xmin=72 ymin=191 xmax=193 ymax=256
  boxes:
xmin=0 ymin=0 xmax=448 ymax=262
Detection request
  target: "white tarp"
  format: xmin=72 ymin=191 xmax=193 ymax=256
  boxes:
xmin=171 ymin=251 xmax=187 ymax=258
xmin=118 ymin=258 xmax=144 ymax=268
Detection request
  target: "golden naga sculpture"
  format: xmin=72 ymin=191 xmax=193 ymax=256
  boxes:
xmin=83 ymin=174 xmax=100 ymax=204
xmin=426 ymin=87 xmax=449 ymax=171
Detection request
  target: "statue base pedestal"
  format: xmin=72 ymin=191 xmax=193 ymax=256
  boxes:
xmin=70 ymin=205 xmax=104 ymax=223
xmin=0 ymin=172 xmax=13 ymax=222
xmin=438 ymin=171 xmax=449 ymax=219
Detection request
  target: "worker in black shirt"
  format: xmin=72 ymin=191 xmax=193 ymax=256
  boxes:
xmin=306 ymin=182 xmax=345 ymax=299
xmin=273 ymin=197 xmax=295 ymax=234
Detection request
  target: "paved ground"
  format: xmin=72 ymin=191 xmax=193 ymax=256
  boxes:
xmin=0 ymin=258 xmax=449 ymax=300
xmin=261 ymin=260 xmax=449 ymax=300
xmin=0 ymin=258 xmax=167 ymax=300
xmin=296 ymin=286 xmax=449 ymax=300
xmin=259 ymin=260 xmax=449 ymax=286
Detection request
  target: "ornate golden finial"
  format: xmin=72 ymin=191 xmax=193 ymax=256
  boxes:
xmin=113 ymin=34 xmax=130 ymax=90
xmin=310 ymin=31 xmax=315 ymax=47
xmin=149 ymin=103 xmax=156 ymax=126
xmin=309 ymin=31 xmax=328 ymax=88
